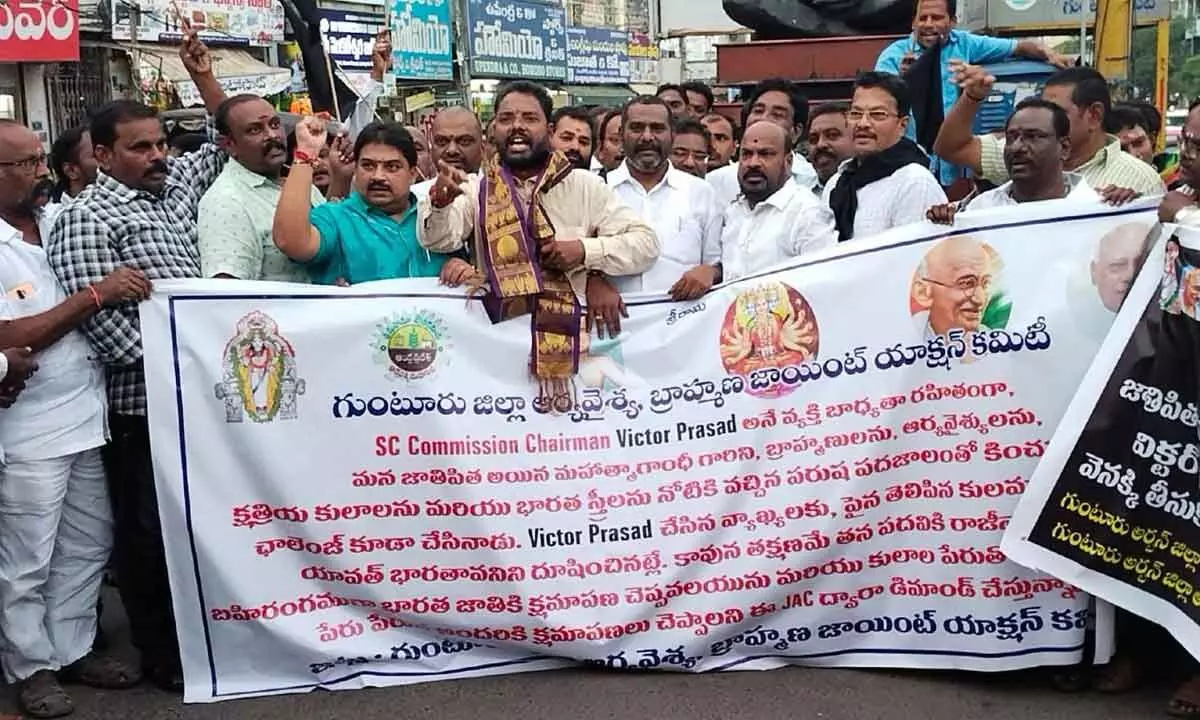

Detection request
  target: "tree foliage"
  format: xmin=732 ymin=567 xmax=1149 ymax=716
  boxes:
xmin=1130 ymin=16 xmax=1197 ymax=104
xmin=1057 ymin=17 xmax=1199 ymax=105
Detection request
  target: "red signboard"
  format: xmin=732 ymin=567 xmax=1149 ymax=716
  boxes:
xmin=0 ymin=0 xmax=81 ymax=62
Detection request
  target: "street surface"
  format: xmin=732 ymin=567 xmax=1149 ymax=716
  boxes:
xmin=11 ymin=592 xmax=1174 ymax=720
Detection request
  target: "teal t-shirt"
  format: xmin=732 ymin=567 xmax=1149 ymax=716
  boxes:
xmin=307 ymin=191 xmax=446 ymax=284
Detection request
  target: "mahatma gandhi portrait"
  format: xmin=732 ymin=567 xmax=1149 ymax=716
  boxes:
xmin=911 ymin=235 xmax=1002 ymax=338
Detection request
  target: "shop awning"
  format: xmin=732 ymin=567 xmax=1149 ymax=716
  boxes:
xmin=135 ymin=47 xmax=291 ymax=108
xmin=564 ymin=84 xmax=634 ymax=106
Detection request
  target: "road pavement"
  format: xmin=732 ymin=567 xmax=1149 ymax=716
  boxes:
xmin=5 ymin=592 xmax=1176 ymax=720
xmin=32 ymin=663 xmax=1175 ymax=720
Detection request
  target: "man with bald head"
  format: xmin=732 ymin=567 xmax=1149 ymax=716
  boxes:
xmin=0 ymin=119 xmax=149 ymax=712
xmin=405 ymin=124 xmax=436 ymax=182
xmin=411 ymin=107 xmax=483 ymax=201
xmin=706 ymin=121 xmax=836 ymax=288
xmin=429 ymin=107 xmax=484 ymax=174
xmin=1091 ymin=222 xmax=1151 ymax=313
xmin=914 ymin=235 xmax=994 ymax=337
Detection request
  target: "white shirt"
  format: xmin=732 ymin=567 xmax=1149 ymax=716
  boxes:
xmin=590 ymin=156 xmax=604 ymax=174
xmin=412 ymin=179 xmax=432 ymax=202
xmin=1175 ymin=185 xmax=1200 ymax=227
xmin=964 ymin=173 xmax=1097 ymax=212
xmin=606 ymin=162 xmax=723 ymax=293
xmin=708 ymin=152 xmax=819 ymax=209
xmin=0 ymin=202 xmax=107 ymax=461
xmin=720 ymin=177 xmax=838 ymax=282
xmin=822 ymin=162 xmax=947 ymax=240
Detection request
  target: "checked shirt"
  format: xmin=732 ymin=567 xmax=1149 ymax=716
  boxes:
xmin=47 ymin=144 xmax=227 ymax=416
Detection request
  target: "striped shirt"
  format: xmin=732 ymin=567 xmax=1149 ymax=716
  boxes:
xmin=979 ymin=134 xmax=1166 ymax=196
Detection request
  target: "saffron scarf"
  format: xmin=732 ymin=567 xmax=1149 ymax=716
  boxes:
xmin=475 ymin=150 xmax=580 ymax=405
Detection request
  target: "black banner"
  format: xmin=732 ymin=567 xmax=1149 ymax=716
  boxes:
xmin=1006 ymin=224 xmax=1200 ymax=659
xmin=279 ymin=0 xmax=360 ymax=121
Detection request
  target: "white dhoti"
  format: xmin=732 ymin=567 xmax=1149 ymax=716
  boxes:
xmin=0 ymin=447 xmax=112 ymax=682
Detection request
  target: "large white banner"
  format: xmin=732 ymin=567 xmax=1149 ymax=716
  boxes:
xmin=143 ymin=201 xmax=1158 ymax=702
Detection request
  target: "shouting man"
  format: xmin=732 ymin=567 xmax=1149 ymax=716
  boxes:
xmin=419 ymin=81 xmax=657 ymax=395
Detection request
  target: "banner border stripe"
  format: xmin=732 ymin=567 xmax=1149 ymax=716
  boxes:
xmin=165 ymin=204 xmax=1154 ymax=310
xmin=169 ymin=296 xmax=220 ymax=698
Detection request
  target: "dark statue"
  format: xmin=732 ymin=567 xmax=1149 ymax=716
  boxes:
xmin=723 ymin=0 xmax=914 ymax=37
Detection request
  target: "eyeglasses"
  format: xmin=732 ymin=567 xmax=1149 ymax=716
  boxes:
xmin=671 ymin=147 xmax=710 ymax=163
xmin=0 ymin=152 xmax=46 ymax=172
xmin=847 ymin=110 xmax=899 ymax=124
xmin=923 ymin=274 xmax=991 ymax=294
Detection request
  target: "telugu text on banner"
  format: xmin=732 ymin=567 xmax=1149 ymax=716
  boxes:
xmin=142 ymin=202 xmax=1157 ymax=702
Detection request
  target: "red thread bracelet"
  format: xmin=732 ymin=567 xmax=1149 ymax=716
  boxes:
xmin=88 ymin=285 xmax=102 ymax=308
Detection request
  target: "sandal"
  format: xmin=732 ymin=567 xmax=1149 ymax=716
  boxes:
xmin=59 ymin=653 xmax=141 ymax=690
xmin=1168 ymin=675 xmax=1200 ymax=718
xmin=17 ymin=670 xmax=73 ymax=719
xmin=1094 ymin=654 xmax=1142 ymax=693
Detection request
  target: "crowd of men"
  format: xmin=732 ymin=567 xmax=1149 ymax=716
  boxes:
xmin=0 ymin=0 xmax=1198 ymax=716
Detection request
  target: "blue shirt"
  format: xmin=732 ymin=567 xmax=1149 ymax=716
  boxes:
xmin=875 ymin=29 xmax=1017 ymax=185
xmin=307 ymin=191 xmax=446 ymax=284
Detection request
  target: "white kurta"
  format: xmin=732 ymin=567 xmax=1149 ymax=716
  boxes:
xmin=0 ymin=204 xmax=113 ymax=682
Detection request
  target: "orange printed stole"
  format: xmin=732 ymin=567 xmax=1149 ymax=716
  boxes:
xmin=476 ymin=151 xmax=580 ymax=396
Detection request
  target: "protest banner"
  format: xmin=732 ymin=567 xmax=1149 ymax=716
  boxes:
xmin=1004 ymin=223 xmax=1200 ymax=661
xmin=142 ymin=201 xmax=1157 ymax=702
